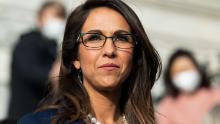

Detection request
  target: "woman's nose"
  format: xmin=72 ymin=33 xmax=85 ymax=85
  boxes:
xmin=102 ymin=38 xmax=117 ymax=58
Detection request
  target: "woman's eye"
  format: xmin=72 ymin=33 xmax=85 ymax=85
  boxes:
xmin=87 ymin=34 xmax=102 ymax=41
xmin=115 ymin=35 xmax=129 ymax=42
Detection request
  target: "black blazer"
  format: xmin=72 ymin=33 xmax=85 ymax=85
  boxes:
xmin=17 ymin=109 xmax=84 ymax=124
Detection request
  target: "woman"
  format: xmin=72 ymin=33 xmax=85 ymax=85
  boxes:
xmin=18 ymin=0 xmax=161 ymax=124
xmin=157 ymin=49 xmax=220 ymax=124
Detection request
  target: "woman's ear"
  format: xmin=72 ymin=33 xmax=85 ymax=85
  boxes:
xmin=72 ymin=60 xmax=81 ymax=70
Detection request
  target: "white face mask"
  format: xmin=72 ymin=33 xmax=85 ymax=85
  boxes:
xmin=172 ymin=70 xmax=201 ymax=93
xmin=42 ymin=18 xmax=65 ymax=40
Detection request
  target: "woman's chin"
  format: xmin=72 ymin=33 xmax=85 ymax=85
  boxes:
xmin=96 ymin=81 xmax=122 ymax=92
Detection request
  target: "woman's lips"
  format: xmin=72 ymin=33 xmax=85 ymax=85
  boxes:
xmin=98 ymin=63 xmax=120 ymax=71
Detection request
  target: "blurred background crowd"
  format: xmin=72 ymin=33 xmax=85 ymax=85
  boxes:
xmin=0 ymin=0 xmax=220 ymax=124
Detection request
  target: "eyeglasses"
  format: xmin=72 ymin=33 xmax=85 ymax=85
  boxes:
xmin=77 ymin=32 xmax=137 ymax=49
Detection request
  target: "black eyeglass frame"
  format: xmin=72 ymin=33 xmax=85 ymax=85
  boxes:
xmin=77 ymin=32 xmax=138 ymax=49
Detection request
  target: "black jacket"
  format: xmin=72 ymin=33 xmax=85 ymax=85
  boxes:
xmin=8 ymin=30 xmax=57 ymax=120
xmin=17 ymin=109 xmax=84 ymax=124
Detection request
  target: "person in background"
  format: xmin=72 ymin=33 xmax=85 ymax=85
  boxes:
xmin=8 ymin=1 xmax=66 ymax=120
xmin=156 ymin=49 xmax=220 ymax=124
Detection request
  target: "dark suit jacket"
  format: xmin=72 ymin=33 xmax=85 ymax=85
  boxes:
xmin=17 ymin=109 xmax=84 ymax=124
xmin=9 ymin=30 xmax=57 ymax=119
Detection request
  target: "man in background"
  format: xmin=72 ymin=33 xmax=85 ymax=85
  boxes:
xmin=8 ymin=1 xmax=66 ymax=120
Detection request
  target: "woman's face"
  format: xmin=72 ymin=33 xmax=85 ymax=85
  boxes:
xmin=73 ymin=7 xmax=134 ymax=92
xmin=170 ymin=56 xmax=197 ymax=77
xmin=170 ymin=56 xmax=201 ymax=93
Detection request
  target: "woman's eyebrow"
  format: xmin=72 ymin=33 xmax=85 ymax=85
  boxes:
xmin=87 ymin=29 xmax=102 ymax=34
xmin=85 ymin=29 xmax=131 ymax=35
xmin=114 ymin=30 xmax=131 ymax=34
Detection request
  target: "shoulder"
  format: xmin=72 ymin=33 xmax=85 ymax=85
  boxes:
xmin=156 ymin=96 xmax=176 ymax=124
xmin=157 ymin=96 xmax=174 ymax=109
xmin=21 ymin=29 xmax=41 ymax=37
xmin=19 ymin=30 xmax=41 ymax=40
xmin=205 ymin=87 xmax=220 ymax=103
xmin=17 ymin=109 xmax=85 ymax=124
xmin=15 ymin=30 xmax=42 ymax=48
xmin=17 ymin=109 xmax=56 ymax=124
xmin=156 ymin=96 xmax=175 ymax=116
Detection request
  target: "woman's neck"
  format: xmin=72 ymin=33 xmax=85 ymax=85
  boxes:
xmin=84 ymin=83 xmax=122 ymax=124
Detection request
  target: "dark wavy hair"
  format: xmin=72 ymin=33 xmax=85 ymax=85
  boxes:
xmin=38 ymin=0 xmax=162 ymax=124
xmin=164 ymin=49 xmax=210 ymax=98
